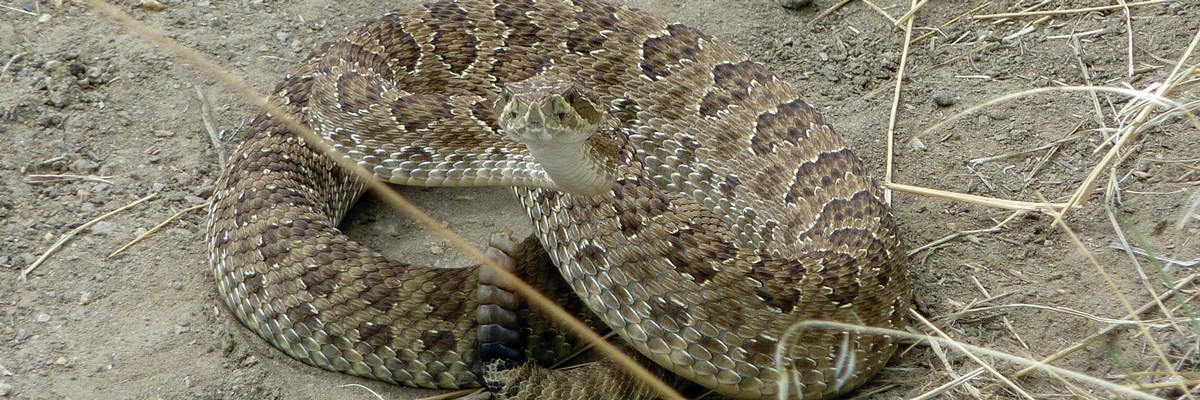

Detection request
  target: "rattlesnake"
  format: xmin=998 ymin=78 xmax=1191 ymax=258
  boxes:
xmin=205 ymin=0 xmax=910 ymax=398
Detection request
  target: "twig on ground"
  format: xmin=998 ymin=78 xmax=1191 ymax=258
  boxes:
xmin=910 ymin=368 xmax=987 ymax=400
xmin=968 ymin=128 xmax=1084 ymax=165
xmin=108 ymin=203 xmax=208 ymax=258
xmin=964 ymin=303 xmax=1169 ymax=327
xmin=857 ymin=0 xmax=898 ymax=25
xmin=973 ymin=0 xmax=1174 ymax=20
xmin=810 ymin=0 xmax=854 ymax=25
xmin=2 ymin=52 xmax=26 ymax=79
xmin=412 ymin=388 xmax=484 ymax=400
xmin=884 ymin=0 xmax=917 ymax=205
xmin=0 ymin=4 xmax=37 ymax=16
xmin=1044 ymin=194 xmax=1188 ymax=395
xmin=1060 ymin=29 xmax=1200 ymax=220
xmin=1179 ymin=188 xmax=1200 ymax=230
xmin=1110 ymin=242 xmax=1200 ymax=269
xmin=336 ymin=383 xmax=388 ymax=400
xmin=25 ymin=174 xmax=114 ymax=185
xmin=888 ymin=182 xmax=1069 ymax=213
xmin=21 ymin=193 xmax=157 ymax=281
xmin=970 ymin=277 xmax=1029 ymax=349
xmin=1013 ymin=274 xmax=1196 ymax=378
xmin=194 ymin=85 xmax=227 ymax=170
xmin=793 ymin=319 xmax=1167 ymax=400
xmin=911 ymin=312 xmax=1036 ymax=400
xmin=908 ymin=211 xmax=1024 ymax=256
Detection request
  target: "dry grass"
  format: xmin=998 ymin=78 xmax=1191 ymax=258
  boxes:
xmin=68 ymin=0 xmax=1200 ymax=399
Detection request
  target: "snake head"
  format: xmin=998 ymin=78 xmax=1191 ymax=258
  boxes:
xmin=494 ymin=75 xmax=603 ymax=146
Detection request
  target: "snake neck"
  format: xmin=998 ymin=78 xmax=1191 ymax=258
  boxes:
xmin=525 ymin=130 xmax=622 ymax=196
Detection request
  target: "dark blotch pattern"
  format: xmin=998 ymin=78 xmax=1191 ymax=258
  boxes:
xmin=783 ymin=148 xmax=858 ymax=204
xmin=751 ymin=98 xmax=823 ymax=155
xmin=611 ymin=177 xmax=670 ymax=236
xmin=335 ymin=71 xmax=387 ymax=113
xmin=641 ymin=24 xmax=709 ymax=81
xmin=390 ymin=95 xmax=454 ymax=132
xmin=699 ymin=61 xmax=773 ymax=118
xmin=424 ymin=2 xmax=480 ymax=75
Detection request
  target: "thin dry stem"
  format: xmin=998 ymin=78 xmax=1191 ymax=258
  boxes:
xmin=910 ymin=311 xmax=1036 ymax=400
xmin=194 ymin=85 xmax=227 ymax=170
xmin=1060 ymin=28 xmax=1200 ymax=220
xmin=24 ymin=174 xmax=115 ymax=185
xmin=972 ymin=0 xmax=1174 ymax=20
xmin=909 ymin=368 xmax=986 ymax=400
xmin=0 ymin=4 xmax=37 ymax=16
xmin=108 ymin=203 xmax=208 ymax=258
xmin=1042 ymin=194 xmax=1191 ymax=397
xmin=789 ymin=320 xmax=1166 ymax=400
xmin=888 ymin=182 xmax=1069 ymax=213
xmin=21 ymin=193 xmax=157 ymax=281
xmin=883 ymin=0 xmax=918 ymax=204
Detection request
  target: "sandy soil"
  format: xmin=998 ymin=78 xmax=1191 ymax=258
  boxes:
xmin=1 ymin=0 xmax=1198 ymax=399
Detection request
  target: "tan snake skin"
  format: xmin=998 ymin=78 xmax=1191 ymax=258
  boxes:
xmin=206 ymin=0 xmax=910 ymax=398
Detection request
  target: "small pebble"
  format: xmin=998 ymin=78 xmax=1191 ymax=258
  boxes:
xmin=932 ymin=90 xmax=957 ymax=107
xmin=37 ymin=14 xmax=51 ymax=23
xmin=195 ymin=185 xmax=214 ymax=198
xmin=0 ymin=255 xmax=10 ymax=265
xmin=79 ymin=292 xmax=92 ymax=305
xmin=89 ymin=221 xmax=115 ymax=236
xmin=909 ymin=137 xmax=926 ymax=151
xmin=275 ymin=31 xmax=292 ymax=42
xmin=36 ymin=313 xmax=51 ymax=323
xmin=775 ymin=0 xmax=813 ymax=9
xmin=154 ymin=130 xmax=175 ymax=138
xmin=54 ymin=357 xmax=68 ymax=366
xmin=140 ymin=0 xmax=164 ymax=11
xmin=429 ymin=245 xmax=445 ymax=255
xmin=69 ymin=159 xmax=99 ymax=173
xmin=0 ymin=383 xmax=12 ymax=396
xmin=151 ymin=182 xmax=166 ymax=193
xmin=184 ymin=195 xmax=206 ymax=205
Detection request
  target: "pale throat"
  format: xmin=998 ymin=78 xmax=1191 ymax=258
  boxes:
xmin=524 ymin=134 xmax=617 ymax=196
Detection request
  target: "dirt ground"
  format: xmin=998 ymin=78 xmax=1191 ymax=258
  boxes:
xmin=1 ymin=0 xmax=1198 ymax=399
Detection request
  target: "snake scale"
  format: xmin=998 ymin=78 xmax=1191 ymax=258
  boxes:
xmin=206 ymin=0 xmax=910 ymax=398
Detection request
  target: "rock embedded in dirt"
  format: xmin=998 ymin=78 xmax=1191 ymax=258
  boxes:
xmin=89 ymin=221 xmax=114 ymax=236
xmin=932 ymin=90 xmax=957 ymax=107
xmin=69 ymin=159 xmax=99 ymax=174
xmin=775 ymin=0 xmax=812 ymax=9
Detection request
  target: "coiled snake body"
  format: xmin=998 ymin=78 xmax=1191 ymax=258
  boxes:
xmin=206 ymin=0 xmax=910 ymax=398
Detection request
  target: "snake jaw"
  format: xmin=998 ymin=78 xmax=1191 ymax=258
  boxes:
xmin=495 ymin=75 xmax=615 ymax=195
